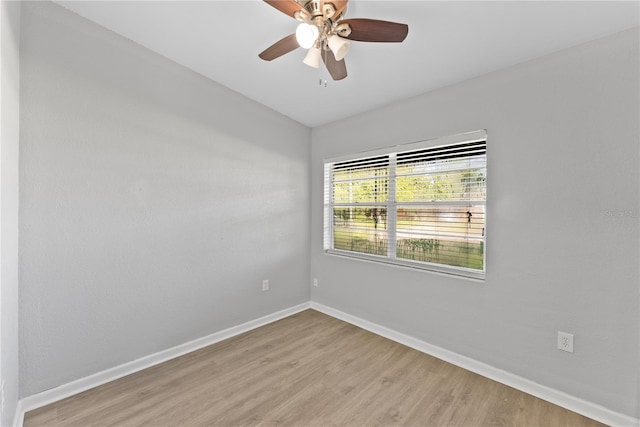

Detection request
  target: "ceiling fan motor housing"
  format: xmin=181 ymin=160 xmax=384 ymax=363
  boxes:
xmin=295 ymin=1 xmax=351 ymax=51
xmin=296 ymin=1 xmax=337 ymax=19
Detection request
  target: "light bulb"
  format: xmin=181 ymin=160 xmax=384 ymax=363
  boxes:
xmin=328 ymin=34 xmax=350 ymax=61
xmin=302 ymin=46 xmax=322 ymax=68
xmin=296 ymin=23 xmax=319 ymax=49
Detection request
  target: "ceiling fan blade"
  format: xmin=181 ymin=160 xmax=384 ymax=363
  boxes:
xmin=259 ymin=34 xmax=299 ymax=61
xmin=340 ymin=18 xmax=409 ymax=42
xmin=264 ymin=0 xmax=309 ymax=19
xmin=322 ymin=49 xmax=347 ymax=80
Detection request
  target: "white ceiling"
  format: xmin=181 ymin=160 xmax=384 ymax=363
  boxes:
xmin=56 ymin=1 xmax=639 ymax=128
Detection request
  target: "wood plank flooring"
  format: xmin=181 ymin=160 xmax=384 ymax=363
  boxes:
xmin=24 ymin=309 xmax=604 ymax=426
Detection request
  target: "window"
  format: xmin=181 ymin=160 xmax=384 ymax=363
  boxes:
xmin=323 ymin=131 xmax=486 ymax=279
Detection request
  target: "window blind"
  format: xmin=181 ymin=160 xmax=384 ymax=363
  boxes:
xmin=324 ymin=132 xmax=487 ymax=279
xmin=330 ymin=155 xmax=390 ymax=257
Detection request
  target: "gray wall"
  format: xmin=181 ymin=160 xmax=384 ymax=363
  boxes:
xmin=14 ymin=0 xmax=640 ymax=420
xmin=19 ymin=1 xmax=311 ymax=396
xmin=1 ymin=0 xmax=21 ymax=425
xmin=311 ymin=28 xmax=639 ymax=417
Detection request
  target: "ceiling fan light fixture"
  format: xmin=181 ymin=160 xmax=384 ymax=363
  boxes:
xmin=328 ymin=34 xmax=350 ymax=61
xmin=258 ymin=0 xmax=409 ymax=81
xmin=295 ymin=23 xmax=319 ymax=49
xmin=302 ymin=46 xmax=322 ymax=68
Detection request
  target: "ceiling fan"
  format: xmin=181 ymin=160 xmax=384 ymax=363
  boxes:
xmin=258 ymin=0 xmax=409 ymax=80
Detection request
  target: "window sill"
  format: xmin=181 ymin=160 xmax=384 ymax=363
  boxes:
xmin=324 ymin=249 xmax=486 ymax=282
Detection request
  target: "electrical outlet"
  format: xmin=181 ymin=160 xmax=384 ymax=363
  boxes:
xmin=557 ymin=331 xmax=574 ymax=353
xmin=313 ymin=278 xmax=318 ymax=287
xmin=262 ymin=279 xmax=269 ymax=291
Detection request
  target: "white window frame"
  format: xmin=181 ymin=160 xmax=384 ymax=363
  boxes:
xmin=323 ymin=130 xmax=487 ymax=280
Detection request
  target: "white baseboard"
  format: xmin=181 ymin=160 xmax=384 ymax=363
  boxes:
xmin=310 ymin=301 xmax=639 ymax=427
xmin=12 ymin=400 xmax=24 ymax=427
xmin=15 ymin=302 xmax=311 ymax=426
xmin=14 ymin=300 xmax=639 ymax=427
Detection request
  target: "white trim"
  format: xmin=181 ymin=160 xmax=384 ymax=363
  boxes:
xmin=12 ymin=400 xmax=23 ymax=427
xmin=16 ymin=302 xmax=311 ymax=422
xmin=324 ymin=249 xmax=486 ymax=281
xmin=13 ymin=300 xmax=639 ymax=427
xmin=310 ymin=302 xmax=640 ymax=427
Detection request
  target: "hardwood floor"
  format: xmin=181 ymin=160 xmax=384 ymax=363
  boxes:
xmin=24 ymin=309 xmax=604 ymax=426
